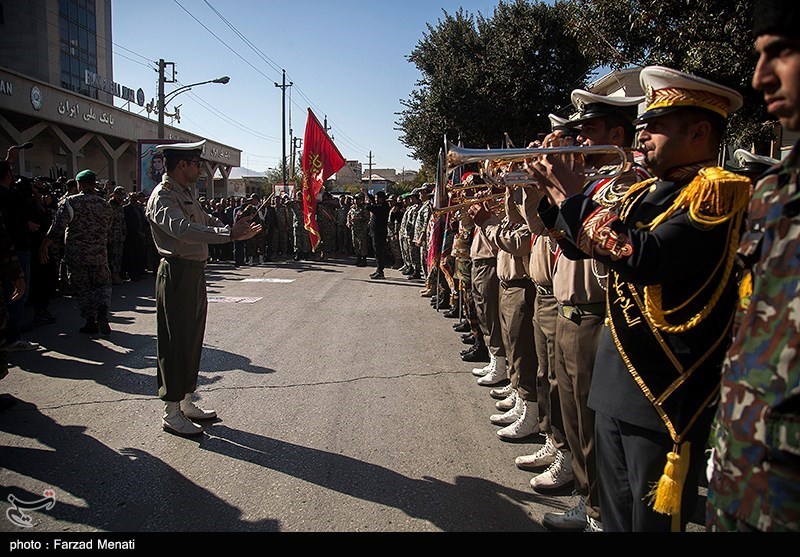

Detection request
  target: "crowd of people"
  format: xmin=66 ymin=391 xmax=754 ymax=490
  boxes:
xmin=197 ymin=187 xmax=425 ymax=279
xmin=0 ymin=0 xmax=796 ymax=534
xmin=0 ymin=165 xmax=158 ymax=346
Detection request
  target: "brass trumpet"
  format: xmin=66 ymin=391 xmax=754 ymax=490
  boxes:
xmin=444 ymin=136 xmax=629 ymax=186
xmin=432 ymin=192 xmax=506 ymax=215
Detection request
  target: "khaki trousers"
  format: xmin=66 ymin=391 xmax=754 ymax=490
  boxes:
xmin=499 ymin=281 xmax=537 ymax=401
xmin=471 ymin=259 xmax=505 ymax=358
xmin=534 ymin=293 xmax=567 ymax=449
xmin=554 ymin=308 xmax=603 ymax=520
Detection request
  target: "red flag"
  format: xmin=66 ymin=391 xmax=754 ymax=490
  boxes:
xmin=301 ymin=108 xmax=346 ymax=252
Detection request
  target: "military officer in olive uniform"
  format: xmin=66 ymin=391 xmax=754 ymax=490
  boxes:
xmin=146 ymin=141 xmax=261 ymax=437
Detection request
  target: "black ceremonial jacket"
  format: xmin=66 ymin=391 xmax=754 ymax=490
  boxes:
xmin=547 ymin=162 xmax=749 ymax=442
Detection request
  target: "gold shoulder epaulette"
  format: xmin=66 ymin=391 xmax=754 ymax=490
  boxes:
xmin=647 ymin=167 xmax=751 ymax=229
xmin=642 ymin=167 xmax=751 ymax=333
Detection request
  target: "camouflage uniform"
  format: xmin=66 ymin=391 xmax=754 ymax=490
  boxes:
xmin=388 ymin=204 xmax=404 ymax=268
xmin=413 ymin=198 xmax=433 ymax=278
xmin=453 ymin=217 xmax=478 ymax=329
xmin=707 ymin=144 xmax=800 ymax=532
xmin=316 ymin=199 xmax=338 ymax=256
xmin=400 ymin=202 xmax=420 ymax=274
xmin=108 ymin=196 xmax=127 ymax=277
xmin=275 ymin=203 xmax=290 ymax=256
xmin=47 ymin=192 xmax=114 ymax=321
xmin=289 ymin=200 xmax=311 ymax=255
xmin=347 ymin=202 xmax=370 ymax=258
xmin=336 ymin=201 xmax=352 ymax=255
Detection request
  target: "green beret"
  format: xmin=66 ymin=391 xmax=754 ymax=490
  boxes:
xmin=75 ymin=169 xmax=97 ymax=182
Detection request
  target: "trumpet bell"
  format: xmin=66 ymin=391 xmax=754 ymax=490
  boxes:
xmin=432 ymin=192 xmax=506 ymax=215
xmin=443 ymin=134 xmax=628 ymax=183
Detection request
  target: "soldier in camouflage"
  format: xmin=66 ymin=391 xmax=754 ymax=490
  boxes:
xmin=347 ymin=194 xmax=370 ymax=266
xmin=274 ymin=195 xmax=290 ymax=257
xmin=335 ymin=195 xmax=352 ymax=256
xmin=401 ymin=191 xmax=422 ymax=279
xmin=288 ymin=190 xmax=311 ymax=260
xmin=316 ymin=191 xmax=339 ymax=260
xmin=707 ymin=0 xmax=800 ymax=532
xmin=40 ymin=169 xmax=114 ymax=335
xmin=108 ymin=186 xmax=127 ymax=283
xmin=414 ymin=186 xmax=433 ymax=286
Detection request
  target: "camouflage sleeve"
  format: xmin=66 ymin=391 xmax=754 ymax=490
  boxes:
xmin=46 ymin=198 xmax=72 ymax=242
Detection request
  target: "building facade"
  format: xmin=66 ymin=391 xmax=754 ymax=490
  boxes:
xmin=0 ymin=0 xmax=239 ymax=197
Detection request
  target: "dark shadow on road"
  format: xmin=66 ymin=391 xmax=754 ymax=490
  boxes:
xmin=0 ymin=400 xmax=279 ymax=532
xmin=200 ymin=424 xmax=546 ymax=532
xmin=9 ymin=332 xmax=274 ymax=397
xmin=346 ymin=278 xmax=429 ymax=288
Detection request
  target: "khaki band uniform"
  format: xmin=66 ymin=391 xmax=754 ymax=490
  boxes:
xmin=483 ymin=193 xmax=537 ymax=401
xmin=470 ymin=213 xmax=505 ymax=359
xmin=541 ymin=163 xmax=649 ymax=523
xmin=522 ymin=189 xmax=566 ymax=447
xmin=550 ymin=240 xmax=605 ymax=518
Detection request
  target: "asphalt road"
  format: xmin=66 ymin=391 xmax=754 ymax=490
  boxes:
xmin=0 ymin=255 xmax=706 ymax=534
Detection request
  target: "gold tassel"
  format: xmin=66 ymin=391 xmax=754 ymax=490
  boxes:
xmin=647 ymin=441 xmax=691 ymax=527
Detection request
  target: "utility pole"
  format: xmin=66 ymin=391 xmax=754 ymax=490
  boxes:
xmin=274 ymin=69 xmax=293 ymax=186
xmin=291 ymin=136 xmax=302 ymax=180
xmin=323 ymin=115 xmax=333 ymax=140
xmin=288 ymin=126 xmax=293 ymax=180
xmin=157 ymin=59 xmax=176 ymax=139
xmin=367 ymin=151 xmax=374 ymax=191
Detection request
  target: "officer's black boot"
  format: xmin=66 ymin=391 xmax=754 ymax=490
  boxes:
xmin=79 ymin=319 xmax=99 ymax=334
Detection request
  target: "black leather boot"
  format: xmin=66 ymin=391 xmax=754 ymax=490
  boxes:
xmin=442 ymin=306 xmax=460 ymax=319
xmin=79 ymin=319 xmax=99 ymax=334
xmin=97 ymin=305 xmax=111 ymax=335
xmin=462 ymin=342 xmax=490 ymax=362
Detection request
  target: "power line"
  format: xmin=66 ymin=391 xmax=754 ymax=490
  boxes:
xmin=203 ymin=0 xmax=283 ymax=75
xmin=172 ymin=0 xmax=279 ymax=84
xmin=176 ymin=85 xmax=281 ymax=143
xmin=197 ymin=2 xmax=406 ymax=169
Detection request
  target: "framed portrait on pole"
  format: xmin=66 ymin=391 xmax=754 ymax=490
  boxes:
xmin=138 ymin=139 xmax=180 ymax=195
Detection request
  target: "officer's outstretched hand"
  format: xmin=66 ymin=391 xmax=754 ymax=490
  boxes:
xmin=231 ymin=215 xmax=262 ymax=241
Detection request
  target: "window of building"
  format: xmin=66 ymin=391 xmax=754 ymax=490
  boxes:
xmin=59 ymin=0 xmax=99 ymax=99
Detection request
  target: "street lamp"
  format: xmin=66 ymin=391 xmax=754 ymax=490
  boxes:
xmin=157 ymin=59 xmax=230 ymax=139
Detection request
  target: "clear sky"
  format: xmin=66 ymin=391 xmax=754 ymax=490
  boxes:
xmin=111 ymin=0 xmax=510 ymax=175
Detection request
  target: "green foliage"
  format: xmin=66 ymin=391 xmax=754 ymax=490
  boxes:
xmin=561 ymin=0 xmax=776 ymax=149
xmin=398 ymin=0 xmax=777 ymax=164
xmin=264 ymin=157 xmax=302 ymax=187
xmin=397 ymin=1 xmax=592 ymax=169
